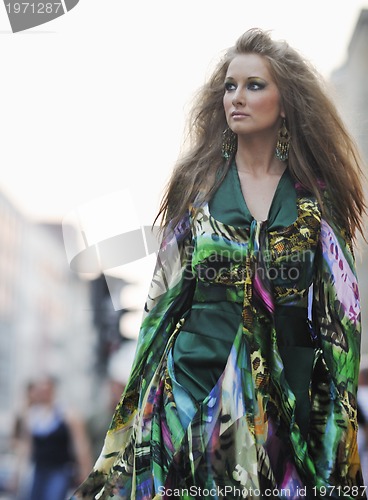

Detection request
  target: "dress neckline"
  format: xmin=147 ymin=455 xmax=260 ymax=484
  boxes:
xmin=206 ymin=160 xmax=299 ymax=231
xmin=232 ymin=162 xmax=289 ymax=224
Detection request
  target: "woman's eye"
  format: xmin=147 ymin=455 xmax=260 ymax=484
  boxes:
xmin=247 ymin=82 xmax=265 ymax=90
xmin=224 ymin=82 xmax=236 ymax=91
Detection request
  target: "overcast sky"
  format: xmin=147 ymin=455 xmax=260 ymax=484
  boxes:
xmin=0 ymin=0 xmax=367 ymax=227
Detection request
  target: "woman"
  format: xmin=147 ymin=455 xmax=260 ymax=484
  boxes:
xmin=72 ymin=29 xmax=366 ymax=499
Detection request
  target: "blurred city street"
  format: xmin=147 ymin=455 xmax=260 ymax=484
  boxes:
xmin=1 ymin=2 xmax=368 ymax=498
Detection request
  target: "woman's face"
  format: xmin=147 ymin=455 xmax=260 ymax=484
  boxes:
xmin=223 ymin=53 xmax=284 ymax=138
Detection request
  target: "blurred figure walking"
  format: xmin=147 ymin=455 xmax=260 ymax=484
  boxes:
xmin=16 ymin=376 xmax=92 ymax=500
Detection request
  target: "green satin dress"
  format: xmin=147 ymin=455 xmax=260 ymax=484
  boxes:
xmin=173 ymin=162 xmax=315 ymax=437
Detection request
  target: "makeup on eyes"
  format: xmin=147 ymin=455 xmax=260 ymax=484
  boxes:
xmin=224 ymin=76 xmax=267 ymax=91
xmin=247 ymin=77 xmax=267 ymax=88
xmin=224 ymin=80 xmax=236 ymax=91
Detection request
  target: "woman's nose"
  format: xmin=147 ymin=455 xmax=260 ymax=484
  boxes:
xmin=232 ymin=89 xmax=245 ymax=106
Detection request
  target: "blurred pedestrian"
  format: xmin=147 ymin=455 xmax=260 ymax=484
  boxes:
xmin=16 ymin=376 xmax=92 ymax=500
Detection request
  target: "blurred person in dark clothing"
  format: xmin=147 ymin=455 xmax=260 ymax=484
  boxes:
xmin=15 ymin=376 xmax=92 ymax=500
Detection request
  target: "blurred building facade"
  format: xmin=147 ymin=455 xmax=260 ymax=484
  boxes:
xmin=0 ymin=190 xmax=99 ymax=453
xmin=330 ymin=8 xmax=368 ymax=354
xmin=330 ymin=9 xmax=368 ymax=161
xmin=0 ymin=191 xmax=24 ymax=436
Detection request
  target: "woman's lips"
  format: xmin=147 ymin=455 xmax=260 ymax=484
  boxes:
xmin=231 ymin=112 xmax=249 ymax=119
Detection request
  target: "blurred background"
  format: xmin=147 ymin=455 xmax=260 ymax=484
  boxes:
xmin=0 ymin=0 xmax=368 ymax=497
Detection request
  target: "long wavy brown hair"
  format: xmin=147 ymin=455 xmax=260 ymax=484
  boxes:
xmin=155 ymin=28 xmax=366 ymax=239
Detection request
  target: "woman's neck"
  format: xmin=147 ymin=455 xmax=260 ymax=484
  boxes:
xmin=235 ymin=141 xmax=286 ymax=177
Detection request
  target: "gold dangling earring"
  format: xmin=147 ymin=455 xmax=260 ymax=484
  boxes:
xmin=221 ymin=127 xmax=237 ymax=160
xmin=275 ymin=119 xmax=290 ymax=162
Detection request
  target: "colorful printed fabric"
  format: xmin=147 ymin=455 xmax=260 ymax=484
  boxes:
xmin=71 ymin=176 xmax=366 ymax=500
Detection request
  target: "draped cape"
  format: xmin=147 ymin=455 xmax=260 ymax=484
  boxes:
xmin=71 ymin=189 xmax=365 ymax=500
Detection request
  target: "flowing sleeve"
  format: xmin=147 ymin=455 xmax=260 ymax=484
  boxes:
xmin=122 ymin=212 xmax=195 ymax=402
xmin=311 ymin=217 xmax=364 ymax=490
xmin=71 ymin=213 xmax=195 ymax=497
xmin=313 ymin=218 xmax=361 ymax=406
